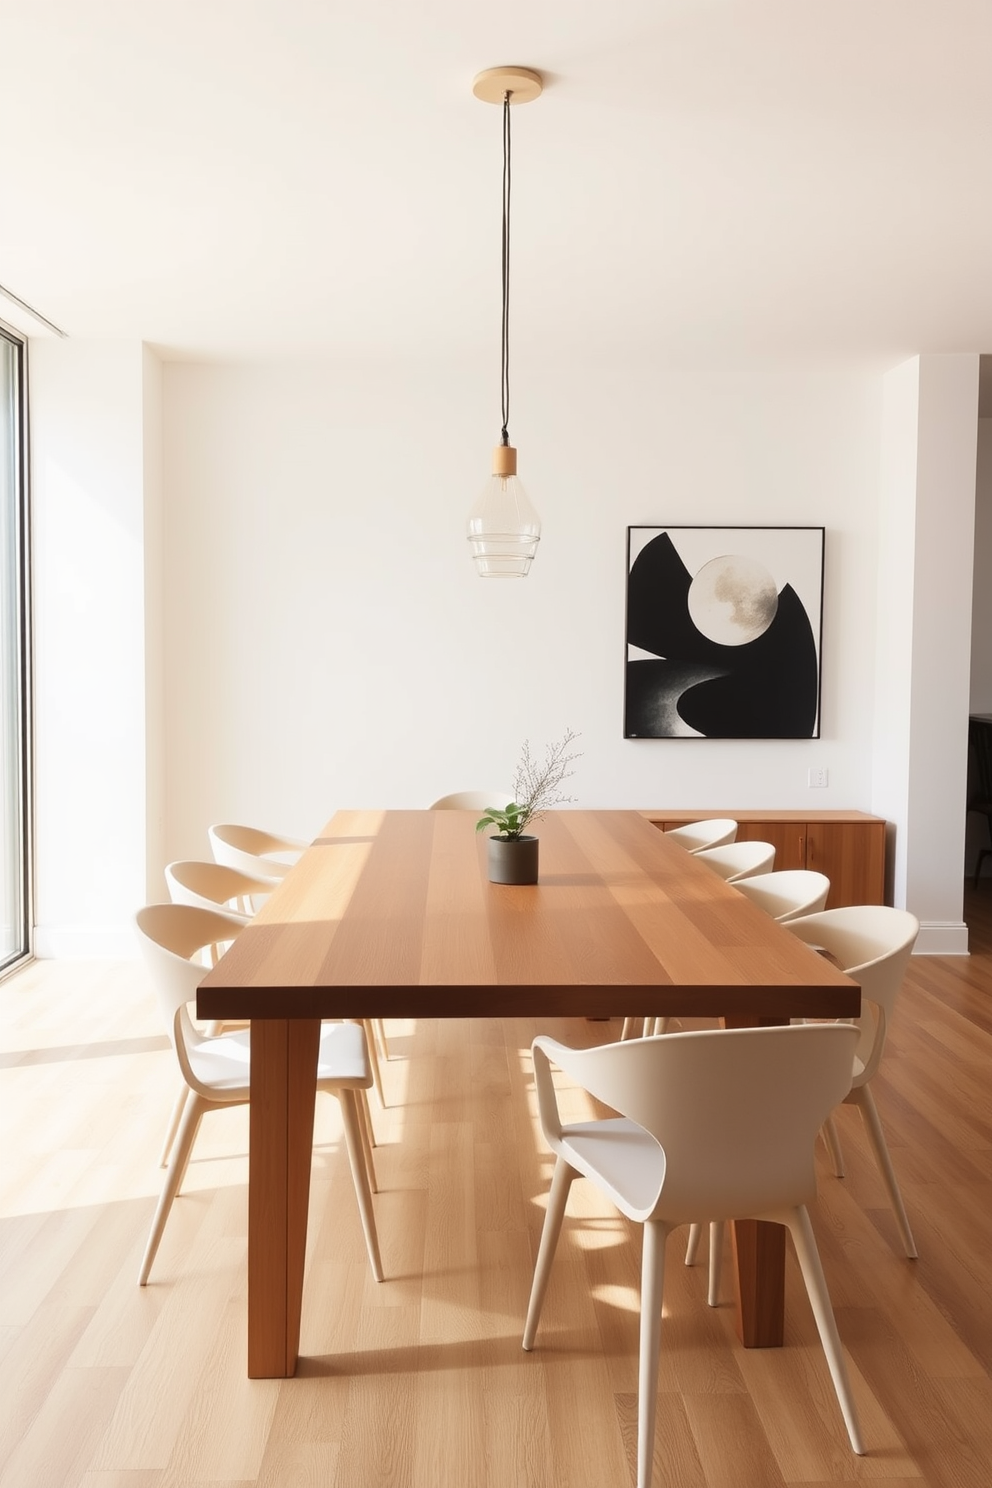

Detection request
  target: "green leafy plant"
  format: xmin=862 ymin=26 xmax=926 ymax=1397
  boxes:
xmin=476 ymin=729 xmax=582 ymax=840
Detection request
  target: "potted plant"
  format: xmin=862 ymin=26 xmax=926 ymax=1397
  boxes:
xmin=476 ymin=729 xmax=581 ymax=884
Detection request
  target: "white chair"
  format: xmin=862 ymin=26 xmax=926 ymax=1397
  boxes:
xmin=693 ymin=839 xmax=776 ymax=882
xmin=207 ymin=822 xmax=306 ymax=880
xmin=135 ymin=903 xmax=383 ymax=1286
xmin=785 ymin=904 xmax=921 ymax=1257
xmin=150 ymin=896 xmax=248 ymax=1167
xmin=166 ymin=855 xmax=388 ymax=1111
xmin=430 ymin=790 xmax=513 ymax=811
xmin=689 ymin=902 xmax=922 ymax=1292
xmin=193 ymin=851 xmax=392 ymax=1107
xmin=734 ymin=868 xmax=831 ymax=922
xmin=663 ymin=818 xmax=738 ymax=852
xmin=523 ymin=1024 xmax=864 ymax=1488
xmin=165 ymin=859 xmax=273 ymax=924
xmin=161 ymin=861 xmax=278 ymax=1139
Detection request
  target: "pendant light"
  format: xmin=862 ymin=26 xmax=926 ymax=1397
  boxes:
xmin=467 ymin=66 xmax=543 ymax=578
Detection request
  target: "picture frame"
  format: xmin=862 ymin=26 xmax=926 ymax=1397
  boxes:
xmin=624 ymin=525 xmax=825 ymax=739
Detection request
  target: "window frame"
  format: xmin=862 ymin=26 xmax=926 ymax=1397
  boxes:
xmin=0 ymin=318 xmax=33 ymax=977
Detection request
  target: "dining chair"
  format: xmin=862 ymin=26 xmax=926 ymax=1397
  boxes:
xmin=663 ymin=817 xmax=738 ymax=852
xmin=429 ymin=789 xmax=513 ymax=810
xmin=684 ymin=901 xmax=921 ymax=1298
xmin=167 ymin=854 xmax=388 ymax=1111
xmin=152 ymin=892 xmax=252 ymax=1172
xmin=165 ymin=859 xmax=273 ymax=926
xmin=523 ymin=1024 xmax=864 ymax=1488
xmin=207 ymin=822 xmax=306 ymax=879
xmin=733 ymin=868 xmax=831 ymax=921
xmin=643 ymin=865 xmax=826 ymax=1124
xmin=785 ymin=904 xmax=921 ymax=1257
xmin=692 ymin=839 xmax=776 ymax=882
xmin=206 ymin=823 xmax=390 ymax=1091
xmin=163 ymin=862 xmax=262 ymax=1130
xmin=134 ymin=903 xmax=384 ymax=1286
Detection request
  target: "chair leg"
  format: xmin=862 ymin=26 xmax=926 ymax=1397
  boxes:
xmin=852 ymin=1087 xmax=918 ymax=1258
xmin=364 ymin=1020 xmax=386 ymax=1109
xmin=357 ymin=1089 xmax=378 ymax=1191
xmin=782 ymin=1205 xmax=865 ymax=1455
xmin=338 ymin=1090 xmax=384 ymax=1282
xmin=523 ymin=1157 xmax=576 ymax=1350
xmin=684 ymin=1222 xmax=725 ymax=1305
xmin=637 ymin=1221 xmax=668 ymax=1488
xmin=620 ymin=1017 xmax=638 ymax=1041
xmin=821 ymin=1114 xmax=846 ymax=1177
xmin=139 ymin=1092 xmax=207 ymax=1285
xmin=158 ymin=1082 xmax=189 ymax=1168
xmin=373 ymin=1017 xmax=389 ymax=1060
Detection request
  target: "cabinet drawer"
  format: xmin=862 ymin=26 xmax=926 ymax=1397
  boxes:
xmin=806 ymin=820 xmax=886 ymax=907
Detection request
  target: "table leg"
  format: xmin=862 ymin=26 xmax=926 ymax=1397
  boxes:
xmin=247 ymin=1017 xmax=320 ymax=1378
xmin=730 ymin=1219 xmax=786 ymax=1347
xmin=722 ymin=1013 xmax=786 ymax=1347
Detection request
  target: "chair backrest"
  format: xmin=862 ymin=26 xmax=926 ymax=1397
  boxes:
xmin=734 ymin=869 xmax=831 ymax=921
xmin=135 ymin=903 xmax=246 ymax=1058
xmin=784 ymin=905 xmax=919 ymax=1085
xmin=693 ymin=840 xmax=775 ymax=881
xmin=663 ymin=818 xmax=738 ymax=852
xmin=208 ymin=823 xmax=305 ymax=879
xmin=430 ymin=790 xmax=513 ymax=811
xmin=165 ymin=860 xmax=273 ymax=919
xmin=534 ymin=1023 xmax=859 ymax=1223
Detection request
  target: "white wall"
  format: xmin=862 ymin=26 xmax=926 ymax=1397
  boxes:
xmin=160 ymin=354 xmax=884 ymax=863
xmin=873 ymin=358 xmax=920 ymax=909
xmin=31 ymin=340 xmax=160 ymax=955
xmin=874 ymin=354 xmax=978 ymax=951
xmin=31 ymin=342 xmax=978 ymax=952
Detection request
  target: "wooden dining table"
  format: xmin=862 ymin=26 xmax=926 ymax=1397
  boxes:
xmin=197 ymin=808 xmax=860 ymax=1379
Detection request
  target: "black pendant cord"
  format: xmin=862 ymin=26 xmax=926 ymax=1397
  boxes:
xmin=500 ymin=91 xmax=511 ymax=447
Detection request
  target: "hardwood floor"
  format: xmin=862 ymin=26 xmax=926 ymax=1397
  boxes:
xmin=1 ymin=909 xmax=991 ymax=1487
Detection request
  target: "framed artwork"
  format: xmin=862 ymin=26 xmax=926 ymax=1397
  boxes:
xmin=624 ymin=526 xmax=824 ymax=739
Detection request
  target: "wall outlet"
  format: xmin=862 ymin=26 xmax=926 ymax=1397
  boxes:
xmin=808 ymin=767 xmax=829 ymax=788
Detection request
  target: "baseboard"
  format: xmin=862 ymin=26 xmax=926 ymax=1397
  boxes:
xmin=34 ymin=925 xmax=140 ymax=959
xmin=913 ymin=921 xmax=970 ymax=955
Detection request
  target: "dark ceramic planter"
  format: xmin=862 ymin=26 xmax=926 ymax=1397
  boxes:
xmin=488 ymin=834 xmax=539 ymax=885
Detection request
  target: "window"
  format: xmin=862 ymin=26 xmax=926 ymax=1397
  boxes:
xmin=0 ymin=324 xmax=30 ymax=971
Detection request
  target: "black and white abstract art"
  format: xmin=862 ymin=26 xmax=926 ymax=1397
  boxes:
xmin=624 ymin=526 xmax=824 ymax=739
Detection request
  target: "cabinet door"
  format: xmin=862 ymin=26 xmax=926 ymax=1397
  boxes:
xmin=735 ymin=820 xmax=805 ymax=872
xmin=806 ymin=821 xmax=886 ymax=907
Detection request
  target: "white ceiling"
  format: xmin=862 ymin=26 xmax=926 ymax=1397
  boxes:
xmin=4 ymin=0 xmax=992 ymax=365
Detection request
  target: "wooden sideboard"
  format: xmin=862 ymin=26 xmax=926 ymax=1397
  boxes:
xmin=641 ymin=809 xmax=888 ymax=909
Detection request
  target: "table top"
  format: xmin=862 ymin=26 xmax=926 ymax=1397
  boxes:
xmin=197 ymin=809 xmax=859 ymax=1023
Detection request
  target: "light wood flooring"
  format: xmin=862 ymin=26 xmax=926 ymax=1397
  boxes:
xmin=1 ymin=897 xmax=991 ymax=1488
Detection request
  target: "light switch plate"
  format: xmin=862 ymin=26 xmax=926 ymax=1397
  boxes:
xmin=808 ymin=767 xmax=828 ymax=788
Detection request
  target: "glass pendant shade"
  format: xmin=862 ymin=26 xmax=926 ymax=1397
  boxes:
xmin=467 ymin=444 xmax=541 ymax=578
